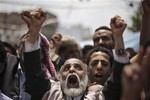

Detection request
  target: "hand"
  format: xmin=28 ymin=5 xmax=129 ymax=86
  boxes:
xmin=21 ymin=11 xmax=31 ymax=28
xmin=121 ymin=46 xmax=150 ymax=99
xmin=21 ymin=8 xmax=47 ymax=29
xmin=88 ymin=84 xmax=103 ymax=93
xmin=110 ymin=15 xmax=127 ymax=37
xmin=21 ymin=8 xmax=47 ymax=43
xmin=29 ymin=8 xmax=47 ymax=29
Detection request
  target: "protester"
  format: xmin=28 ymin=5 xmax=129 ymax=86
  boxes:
xmin=54 ymin=35 xmax=82 ymax=72
xmin=121 ymin=44 xmax=150 ymax=100
xmin=93 ymin=26 xmax=114 ymax=50
xmin=82 ymin=45 xmax=93 ymax=62
xmin=42 ymin=58 xmax=105 ymax=100
xmin=122 ymin=0 xmax=150 ymax=99
xmin=49 ymin=32 xmax=62 ymax=50
xmin=3 ymin=42 xmax=17 ymax=56
xmin=0 ymin=40 xmax=30 ymax=100
xmin=20 ymin=9 xmax=57 ymax=79
xmin=86 ymin=46 xmax=113 ymax=85
xmin=49 ymin=32 xmax=62 ymax=62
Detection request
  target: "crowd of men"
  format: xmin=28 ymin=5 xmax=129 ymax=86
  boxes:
xmin=0 ymin=0 xmax=150 ymax=100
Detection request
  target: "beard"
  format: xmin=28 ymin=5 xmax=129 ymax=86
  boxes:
xmin=60 ymin=73 xmax=88 ymax=97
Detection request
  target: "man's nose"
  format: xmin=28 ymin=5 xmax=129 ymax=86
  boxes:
xmin=69 ymin=65 xmax=75 ymax=73
xmin=97 ymin=61 xmax=102 ymax=70
xmin=99 ymin=39 xmax=104 ymax=44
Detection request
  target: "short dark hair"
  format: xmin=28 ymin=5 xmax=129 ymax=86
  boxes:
xmin=85 ymin=46 xmax=113 ymax=67
xmin=95 ymin=26 xmax=112 ymax=32
xmin=82 ymin=45 xmax=93 ymax=55
xmin=3 ymin=42 xmax=16 ymax=55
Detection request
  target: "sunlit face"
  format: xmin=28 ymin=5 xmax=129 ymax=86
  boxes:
xmin=93 ymin=29 xmax=114 ymax=50
xmin=50 ymin=33 xmax=62 ymax=49
xmin=60 ymin=58 xmax=88 ymax=97
xmin=88 ymin=51 xmax=111 ymax=85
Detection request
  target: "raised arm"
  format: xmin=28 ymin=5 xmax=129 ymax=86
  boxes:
xmin=22 ymin=9 xmax=51 ymax=100
xmin=121 ymin=44 xmax=150 ymax=100
xmin=140 ymin=0 xmax=150 ymax=46
xmin=21 ymin=8 xmax=46 ymax=44
xmin=111 ymin=15 xmax=128 ymax=57
xmin=130 ymin=0 xmax=150 ymax=64
xmin=103 ymin=15 xmax=129 ymax=100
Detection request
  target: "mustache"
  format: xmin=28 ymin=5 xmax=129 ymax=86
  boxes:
xmin=60 ymin=73 xmax=89 ymax=97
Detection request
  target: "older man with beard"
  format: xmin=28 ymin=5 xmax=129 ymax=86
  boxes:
xmin=59 ymin=58 xmax=88 ymax=98
xmin=42 ymin=58 xmax=104 ymax=100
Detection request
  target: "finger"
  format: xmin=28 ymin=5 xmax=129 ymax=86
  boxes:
xmin=137 ymin=46 xmax=144 ymax=64
xmin=117 ymin=20 xmax=127 ymax=28
xmin=142 ymin=47 xmax=150 ymax=69
xmin=22 ymin=16 xmax=31 ymax=23
xmin=115 ymin=15 xmax=121 ymax=19
xmin=140 ymin=47 xmax=150 ymax=86
xmin=40 ymin=11 xmax=47 ymax=24
xmin=22 ymin=11 xmax=31 ymax=19
xmin=123 ymin=65 xmax=133 ymax=78
xmin=110 ymin=17 xmax=116 ymax=28
xmin=30 ymin=11 xmax=41 ymax=19
xmin=21 ymin=11 xmax=29 ymax=19
xmin=131 ymin=64 xmax=141 ymax=82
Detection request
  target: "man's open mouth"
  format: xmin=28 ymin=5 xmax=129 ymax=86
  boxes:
xmin=95 ymin=73 xmax=103 ymax=82
xmin=67 ymin=75 xmax=79 ymax=88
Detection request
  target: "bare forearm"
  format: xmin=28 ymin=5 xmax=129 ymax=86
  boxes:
xmin=140 ymin=14 xmax=150 ymax=46
xmin=114 ymin=35 xmax=127 ymax=56
xmin=26 ymin=26 xmax=40 ymax=44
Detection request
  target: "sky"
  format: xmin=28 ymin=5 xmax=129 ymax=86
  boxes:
xmin=0 ymin=0 xmax=140 ymax=34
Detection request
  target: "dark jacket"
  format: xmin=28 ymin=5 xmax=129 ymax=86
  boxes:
xmin=1 ymin=53 xmax=19 ymax=99
xmin=103 ymin=60 xmax=129 ymax=100
xmin=24 ymin=49 xmax=51 ymax=100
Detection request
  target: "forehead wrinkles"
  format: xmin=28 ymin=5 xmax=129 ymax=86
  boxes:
xmin=64 ymin=59 xmax=83 ymax=65
xmin=93 ymin=30 xmax=112 ymax=38
xmin=62 ymin=59 xmax=85 ymax=70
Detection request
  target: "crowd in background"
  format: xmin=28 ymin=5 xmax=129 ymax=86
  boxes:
xmin=0 ymin=0 xmax=150 ymax=100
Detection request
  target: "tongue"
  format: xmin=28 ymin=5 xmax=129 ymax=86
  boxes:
xmin=67 ymin=75 xmax=79 ymax=88
xmin=68 ymin=82 xmax=78 ymax=88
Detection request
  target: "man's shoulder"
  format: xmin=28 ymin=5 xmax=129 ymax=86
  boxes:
xmin=51 ymin=81 xmax=61 ymax=89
